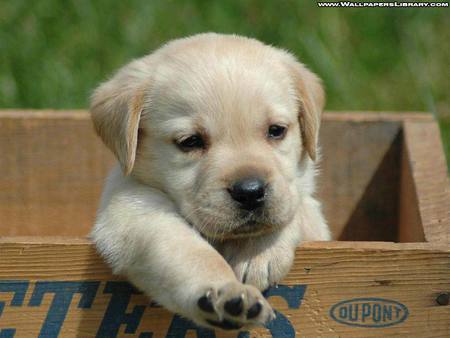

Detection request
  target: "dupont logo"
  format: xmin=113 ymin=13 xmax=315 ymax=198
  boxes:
xmin=329 ymin=298 xmax=409 ymax=328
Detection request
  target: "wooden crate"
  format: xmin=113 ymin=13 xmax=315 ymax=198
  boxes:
xmin=0 ymin=110 xmax=449 ymax=337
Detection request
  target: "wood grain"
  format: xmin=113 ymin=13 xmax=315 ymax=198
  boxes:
xmin=1 ymin=110 xmax=447 ymax=241
xmin=0 ymin=240 xmax=449 ymax=337
xmin=323 ymin=111 xmax=434 ymax=122
xmin=0 ymin=111 xmax=115 ymax=236
xmin=401 ymin=120 xmax=450 ymax=245
xmin=318 ymin=120 xmax=402 ymax=241
xmin=399 ymin=130 xmax=425 ymax=243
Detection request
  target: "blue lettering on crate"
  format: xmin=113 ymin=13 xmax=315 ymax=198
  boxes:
xmin=329 ymin=297 xmax=409 ymax=328
xmin=0 ymin=281 xmax=29 ymax=337
xmin=0 ymin=280 xmax=307 ymax=337
xmin=240 ymin=285 xmax=307 ymax=338
xmin=96 ymin=281 xmax=147 ymax=337
xmin=29 ymin=281 xmax=100 ymax=338
xmin=0 ymin=329 xmax=15 ymax=338
xmin=166 ymin=315 xmax=216 ymax=338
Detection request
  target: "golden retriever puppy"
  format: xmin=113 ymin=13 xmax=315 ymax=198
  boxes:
xmin=90 ymin=33 xmax=330 ymax=330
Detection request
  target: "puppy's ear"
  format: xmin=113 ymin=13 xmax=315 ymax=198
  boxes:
xmin=90 ymin=62 xmax=149 ymax=175
xmin=288 ymin=61 xmax=325 ymax=161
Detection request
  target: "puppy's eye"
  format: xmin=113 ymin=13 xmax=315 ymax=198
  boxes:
xmin=267 ymin=124 xmax=287 ymax=140
xmin=175 ymin=134 xmax=205 ymax=152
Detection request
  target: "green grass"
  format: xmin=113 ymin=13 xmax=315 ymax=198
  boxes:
xmin=0 ymin=1 xmax=448 ymax=168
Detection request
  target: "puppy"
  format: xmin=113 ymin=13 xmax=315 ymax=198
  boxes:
xmin=90 ymin=33 xmax=330 ymax=330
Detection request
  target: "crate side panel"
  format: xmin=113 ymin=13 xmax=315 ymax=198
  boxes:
xmin=0 ymin=241 xmax=448 ymax=337
xmin=0 ymin=116 xmax=115 ymax=236
xmin=318 ymin=121 xmax=402 ymax=241
xmin=399 ymin=135 xmax=425 ymax=242
xmin=402 ymin=121 xmax=450 ymax=245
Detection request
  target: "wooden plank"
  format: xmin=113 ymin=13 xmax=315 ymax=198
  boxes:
xmin=0 ymin=112 xmax=115 ymax=236
xmin=0 ymin=109 xmax=434 ymax=122
xmin=401 ymin=121 xmax=450 ymax=245
xmin=0 ymin=110 xmax=446 ymax=243
xmin=318 ymin=120 xmax=402 ymax=241
xmin=0 ymin=109 xmax=88 ymax=119
xmin=323 ymin=111 xmax=434 ymax=122
xmin=399 ymin=134 xmax=425 ymax=243
xmin=1 ymin=110 xmax=439 ymax=241
xmin=0 ymin=239 xmax=448 ymax=337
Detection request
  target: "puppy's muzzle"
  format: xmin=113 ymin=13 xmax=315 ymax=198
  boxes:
xmin=227 ymin=177 xmax=266 ymax=211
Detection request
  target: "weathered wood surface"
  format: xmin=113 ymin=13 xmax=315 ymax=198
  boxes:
xmin=0 ymin=110 xmax=115 ymax=236
xmin=319 ymin=119 xmax=402 ymax=241
xmin=0 ymin=239 xmax=449 ymax=337
xmin=1 ymin=110 xmax=448 ymax=242
xmin=401 ymin=121 xmax=450 ymax=245
xmin=398 ymin=136 xmax=425 ymax=243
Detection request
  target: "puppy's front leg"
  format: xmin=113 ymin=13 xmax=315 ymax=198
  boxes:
xmin=91 ymin=168 xmax=274 ymax=329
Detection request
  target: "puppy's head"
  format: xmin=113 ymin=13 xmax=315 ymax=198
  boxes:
xmin=91 ymin=33 xmax=324 ymax=240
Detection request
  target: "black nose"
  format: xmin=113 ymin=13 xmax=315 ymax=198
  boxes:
xmin=228 ymin=177 xmax=266 ymax=211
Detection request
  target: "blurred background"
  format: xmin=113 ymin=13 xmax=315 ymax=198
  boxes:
xmin=0 ymin=1 xmax=448 ymax=167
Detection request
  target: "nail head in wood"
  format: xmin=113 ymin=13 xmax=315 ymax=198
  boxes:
xmin=436 ymin=293 xmax=449 ymax=306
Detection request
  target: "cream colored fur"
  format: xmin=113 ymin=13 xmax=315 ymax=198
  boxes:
xmin=90 ymin=33 xmax=330 ymax=330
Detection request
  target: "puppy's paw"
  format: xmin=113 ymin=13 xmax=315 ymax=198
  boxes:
xmin=230 ymin=249 xmax=294 ymax=291
xmin=195 ymin=281 xmax=275 ymax=330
